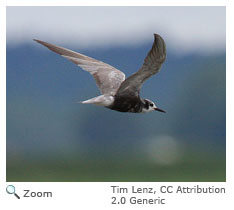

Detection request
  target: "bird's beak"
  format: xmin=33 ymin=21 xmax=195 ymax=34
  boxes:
xmin=154 ymin=107 xmax=166 ymax=113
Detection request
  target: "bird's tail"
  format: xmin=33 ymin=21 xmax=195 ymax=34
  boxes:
xmin=80 ymin=95 xmax=114 ymax=107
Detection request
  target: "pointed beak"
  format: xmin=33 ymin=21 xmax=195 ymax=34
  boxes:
xmin=154 ymin=107 xmax=166 ymax=113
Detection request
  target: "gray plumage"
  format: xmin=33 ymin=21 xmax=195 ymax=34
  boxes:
xmin=116 ymin=34 xmax=166 ymax=97
xmin=33 ymin=39 xmax=125 ymax=96
xmin=34 ymin=34 xmax=166 ymax=113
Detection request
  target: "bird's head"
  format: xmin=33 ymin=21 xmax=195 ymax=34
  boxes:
xmin=142 ymin=99 xmax=166 ymax=113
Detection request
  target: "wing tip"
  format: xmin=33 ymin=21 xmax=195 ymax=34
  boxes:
xmin=33 ymin=39 xmax=40 ymax=43
xmin=153 ymin=33 xmax=162 ymax=38
xmin=153 ymin=33 xmax=165 ymax=44
xmin=153 ymin=33 xmax=166 ymax=62
xmin=33 ymin=39 xmax=47 ymax=45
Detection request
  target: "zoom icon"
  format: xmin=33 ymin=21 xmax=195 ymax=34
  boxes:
xmin=6 ymin=185 xmax=20 ymax=199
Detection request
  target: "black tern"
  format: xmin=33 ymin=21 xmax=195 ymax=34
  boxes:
xmin=34 ymin=34 xmax=166 ymax=113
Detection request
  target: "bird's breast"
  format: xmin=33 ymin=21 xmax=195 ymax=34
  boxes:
xmin=109 ymin=96 xmax=143 ymax=113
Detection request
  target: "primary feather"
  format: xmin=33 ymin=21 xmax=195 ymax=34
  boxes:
xmin=115 ymin=34 xmax=166 ymax=97
xmin=33 ymin=39 xmax=125 ymax=95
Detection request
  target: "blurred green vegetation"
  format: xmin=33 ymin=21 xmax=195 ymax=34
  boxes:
xmin=7 ymin=151 xmax=225 ymax=182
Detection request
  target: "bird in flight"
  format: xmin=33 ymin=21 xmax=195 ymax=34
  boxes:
xmin=34 ymin=34 xmax=166 ymax=113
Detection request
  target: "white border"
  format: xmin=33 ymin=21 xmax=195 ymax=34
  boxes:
xmin=1 ymin=1 xmax=233 ymax=209
xmin=0 ymin=0 xmax=229 ymax=6
xmin=0 ymin=1 xmax=7 ymax=197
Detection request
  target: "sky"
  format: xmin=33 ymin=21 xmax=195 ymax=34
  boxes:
xmin=6 ymin=6 xmax=225 ymax=55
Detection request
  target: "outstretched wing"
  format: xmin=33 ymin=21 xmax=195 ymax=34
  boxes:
xmin=34 ymin=39 xmax=125 ymax=95
xmin=115 ymin=34 xmax=166 ymax=97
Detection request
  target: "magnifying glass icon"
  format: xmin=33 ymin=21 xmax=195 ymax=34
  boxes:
xmin=6 ymin=185 xmax=20 ymax=199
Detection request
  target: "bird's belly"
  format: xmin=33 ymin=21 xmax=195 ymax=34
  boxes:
xmin=109 ymin=96 xmax=143 ymax=113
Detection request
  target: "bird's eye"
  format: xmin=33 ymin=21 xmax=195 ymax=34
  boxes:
xmin=150 ymin=104 xmax=153 ymax=107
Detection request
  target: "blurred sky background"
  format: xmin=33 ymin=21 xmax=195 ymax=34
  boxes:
xmin=6 ymin=6 xmax=226 ymax=181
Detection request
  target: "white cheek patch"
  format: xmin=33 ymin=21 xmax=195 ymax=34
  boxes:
xmin=142 ymin=107 xmax=155 ymax=113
